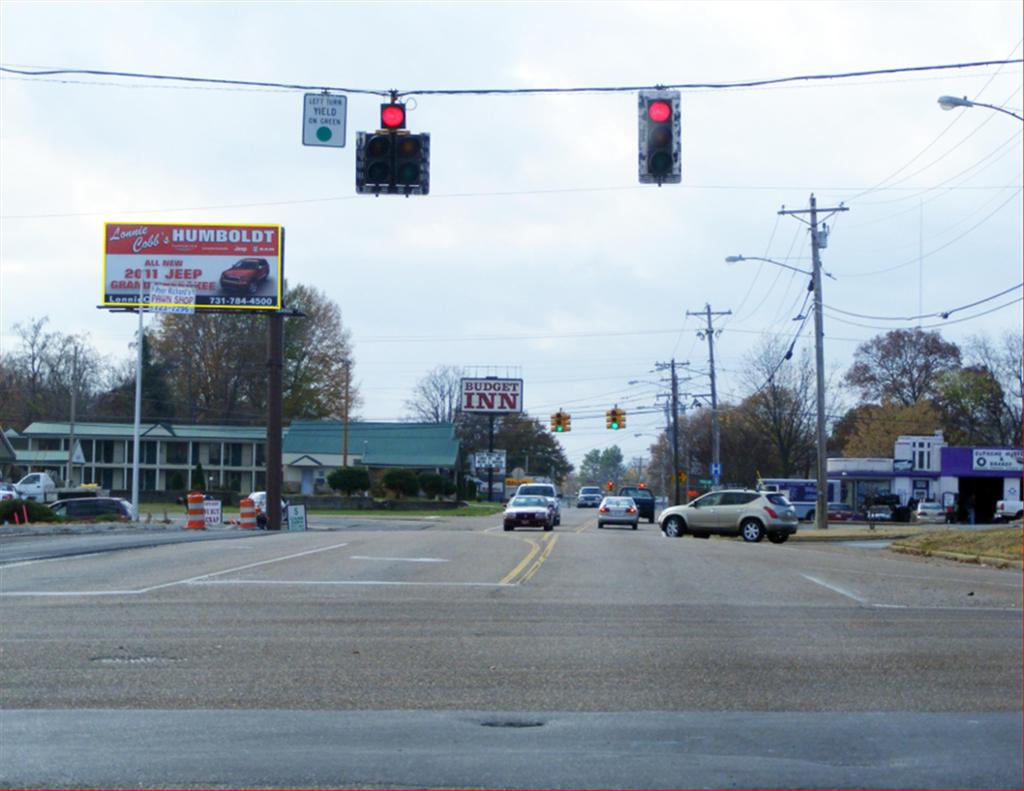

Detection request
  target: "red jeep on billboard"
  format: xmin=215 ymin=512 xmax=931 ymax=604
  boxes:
xmin=219 ymin=258 xmax=270 ymax=294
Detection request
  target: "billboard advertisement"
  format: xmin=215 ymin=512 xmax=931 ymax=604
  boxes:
xmin=103 ymin=222 xmax=283 ymax=310
xmin=460 ymin=378 xmax=524 ymax=414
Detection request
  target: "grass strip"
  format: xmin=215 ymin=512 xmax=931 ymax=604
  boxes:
xmin=890 ymin=526 xmax=1022 ymax=565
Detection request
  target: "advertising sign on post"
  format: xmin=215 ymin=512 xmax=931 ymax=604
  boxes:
xmin=459 ymin=378 xmax=524 ymax=414
xmin=103 ymin=223 xmax=283 ymax=310
xmin=474 ymin=451 xmax=507 ymax=476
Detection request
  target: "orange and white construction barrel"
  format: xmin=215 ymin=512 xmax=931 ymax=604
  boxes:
xmin=239 ymin=498 xmax=257 ymax=530
xmin=186 ymin=492 xmax=206 ymax=530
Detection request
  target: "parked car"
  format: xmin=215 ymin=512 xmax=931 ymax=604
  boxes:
xmin=995 ymin=499 xmax=1023 ymax=522
xmin=597 ymin=496 xmax=639 ymax=530
xmin=503 ymin=495 xmax=554 ymax=532
xmin=616 ymin=486 xmax=656 ymax=523
xmin=915 ymin=501 xmax=946 ymax=524
xmin=826 ymin=503 xmax=854 ymax=521
xmin=0 ymin=482 xmax=17 ymax=501
xmin=659 ymin=489 xmax=798 ymax=544
xmin=219 ymin=258 xmax=270 ymax=294
xmin=866 ymin=505 xmax=893 ymax=522
xmin=514 ymin=483 xmax=560 ymax=525
xmin=247 ymin=491 xmax=289 ymax=527
xmin=576 ymin=486 xmax=603 ymax=508
xmin=49 ymin=497 xmax=132 ymax=521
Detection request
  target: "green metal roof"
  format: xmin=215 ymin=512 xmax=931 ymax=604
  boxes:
xmin=285 ymin=420 xmax=459 ymax=468
xmin=20 ymin=421 xmax=267 ymax=442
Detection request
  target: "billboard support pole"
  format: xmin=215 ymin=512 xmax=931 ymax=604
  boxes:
xmin=267 ymin=311 xmax=284 ymax=530
xmin=487 ymin=414 xmax=495 ymax=503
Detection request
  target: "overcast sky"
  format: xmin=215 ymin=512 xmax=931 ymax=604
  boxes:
xmin=1 ymin=0 xmax=1021 ymax=474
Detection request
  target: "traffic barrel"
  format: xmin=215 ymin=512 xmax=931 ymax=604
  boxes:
xmin=239 ymin=498 xmax=256 ymax=530
xmin=186 ymin=492 xmax=205 ymax=530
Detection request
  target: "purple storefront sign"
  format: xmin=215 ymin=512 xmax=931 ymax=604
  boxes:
xmin=941 ymin=447 xmax=1023 ymax=477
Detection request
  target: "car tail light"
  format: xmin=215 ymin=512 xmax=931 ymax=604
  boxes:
xmin=627 ymin=507 xmax=637 ymax=514
xmin=764 ymin=506 xmax=778 ymax=518
xmin=599 ymin=506 xmax=609 ymax=513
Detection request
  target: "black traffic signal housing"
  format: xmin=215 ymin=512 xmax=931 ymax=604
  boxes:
xmin=550 ymin=412 xmax=560 ymax=432
xmin=356 ymin=103 xmax=430 ymax=197
xmin=607 ymin=407 xmax=621 ymax=430
xmin=616 ymin=408 xmax=626 ymax=429
xmin=638 ymin=90 xmax=681 ymax=185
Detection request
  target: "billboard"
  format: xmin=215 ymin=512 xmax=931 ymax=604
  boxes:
xmin=103 ymin=222 xmax=283 ymax=310
xmin=460 ymin=378 xmax=524 ymax=414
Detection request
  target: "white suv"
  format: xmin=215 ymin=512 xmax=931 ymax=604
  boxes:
xmin=659 ymin=489 xmax=798 ymax=543
xmin=514 ymin=483 xmax=561 ymax=526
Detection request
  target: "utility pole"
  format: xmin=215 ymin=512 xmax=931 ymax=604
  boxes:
xmin=655 ymin=359 xmax=688 ymax=505
xmin=66 ymin=345 xmax=78 ymax=487
xmin=687 ymin=304 xmax=731 ymax=487
xmin=779 ymin=193 xmax=848 ymax=531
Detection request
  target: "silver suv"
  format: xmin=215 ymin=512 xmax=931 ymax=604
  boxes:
xmin=659 ymin=489 xmax=798 ymax=544
xmin=515 ymin=483 xmax=560 ymax=525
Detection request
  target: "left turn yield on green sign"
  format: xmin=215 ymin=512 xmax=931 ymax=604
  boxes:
xmin=303 ymin=93 xmax=347 ymax=147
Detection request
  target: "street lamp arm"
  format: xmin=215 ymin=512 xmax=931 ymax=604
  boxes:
xmin=725 ymin=254 xmax=812 ymax=276
xmin=937 ymin=95 xmax=1023 ymax=121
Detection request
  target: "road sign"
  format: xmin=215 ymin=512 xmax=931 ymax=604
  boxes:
xmin=698 ymin=478 xmax=713 ymax=486
xmin=710 ymin=463 xmax=722 ymax=476
xmin=677 ymin=471 xmax=687 ymax=483
xmin=303 ymin=93 xmax=347 ymax=147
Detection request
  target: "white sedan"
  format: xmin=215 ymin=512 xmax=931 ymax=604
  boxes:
xmin=597 ymin=496 xmax=639 ymax=530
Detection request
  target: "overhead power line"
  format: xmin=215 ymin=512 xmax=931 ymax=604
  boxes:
xmin=825 ymin=283 xmax=1023 ymax=322
xmin=1 ymin=58 xmax=1020 ymax=97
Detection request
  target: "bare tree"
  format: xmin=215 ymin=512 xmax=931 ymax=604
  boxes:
xmin=405 ymin=365 xmax=464 ymax=423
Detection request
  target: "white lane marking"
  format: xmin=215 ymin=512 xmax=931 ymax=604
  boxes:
xmin=349 ymin=556 xmax=448 ymax=563
xmin=190 ymin=579 xmax=513 ymax=588
xmin=0 ymin=541 xmax=350 ymax=598
xmin=136 ymin=541 xmax=351 ymax=592
xmin=800 ymin=561 xmax=1021 ymax=588
xmin=1 ymin=551 xmax=117 ymax=569
xmin=801 ymin=574 xmax=869 ymax=604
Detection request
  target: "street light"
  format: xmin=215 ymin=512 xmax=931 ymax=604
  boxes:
xmin=937 ymin=95 xmax=1023 ymax=121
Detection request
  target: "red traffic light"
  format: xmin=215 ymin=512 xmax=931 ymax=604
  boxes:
xmin=381 ymin=103 xmax=406 ymax=130
xmin=647 ymin=100 xmax=672 ymax=123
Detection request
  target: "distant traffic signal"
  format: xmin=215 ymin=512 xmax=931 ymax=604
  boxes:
xmin=550 ymin=410 xmax=571 ymax=433
xmin=606 ymin=406 xmax=623 ymax=430
xmin=562 ymin=412 xmax=571 ymax=432
xmin=617 ymin=408 xmax=626 ymax=429
xmin=638 ymin=90 xmax=681 ymax=185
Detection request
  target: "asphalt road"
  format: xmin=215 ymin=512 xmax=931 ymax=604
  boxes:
xmin=2 ymin=507 xmax=1021 ymax=788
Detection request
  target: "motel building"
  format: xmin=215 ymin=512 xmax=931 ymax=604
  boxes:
xmin=828 ymin=431 xmax=1023 ymax=522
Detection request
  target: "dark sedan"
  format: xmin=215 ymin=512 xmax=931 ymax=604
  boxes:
xmin=617 ymin=486 xmax=656 ymax=523
xmin=50 ymin=497 xmax=132 ymax=521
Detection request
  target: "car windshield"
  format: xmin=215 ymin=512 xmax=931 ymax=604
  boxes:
xmin=518 ymin=486 xmax=552 ymax=496
xmin=919 ymin=503 xmax=942 ymax=511
xmin=580 ymin=488 xmax=600 ymax=495
xmin=510 ymin=496 xmax=546 ymax=507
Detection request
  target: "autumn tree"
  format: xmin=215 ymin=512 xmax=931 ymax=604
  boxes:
xmin=456 ymin=412 xmax=572 ymax=484
xmin=840 ymin=400 xmax=943 ymax=457
xmin=578 ymin=446 xmax=626 ymax=485
xmin=844 ymin=329 xmax=961 ymax=406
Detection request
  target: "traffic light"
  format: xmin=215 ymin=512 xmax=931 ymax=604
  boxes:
xmin=550 ymin=410 xmax=572 ymax=433
xmin=562 ymin=412 xmax=571 ymax=432
xmin=638 ymin=90 xmax=681 ymax=185
xmin=606 ymin=480 xmax=615 ymax=492
xmin=616 ymin=408 xmax=627 ymax=429
xmin=606 ymin=408 xmax=616 ymax=430
xmin=550 ymin=412 xmax=559 ymax=432
xmin=356 ymin=102 xmax=430 ymax=197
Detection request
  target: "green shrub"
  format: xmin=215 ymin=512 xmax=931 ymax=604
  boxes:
xmin=418 ymin=472 xmax=445 ymax=499
xmin=0 ymin=499 xmax=58 ymax=524
xmin=382 ymin=468 xmax=420 ymax=498
xmin=168 ymin=472 xmax=186 ymax=490
xmin=327 ymin=467 xmax=371 ymax=496
xmin=465 ymin=479 xmax=478 ymax=501
xmin=442 ymin=479 xmax=457 ymax=496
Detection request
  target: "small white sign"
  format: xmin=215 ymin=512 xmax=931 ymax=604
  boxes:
xmin=474 ymin=450 xmax=507 ymax=474
xmin=71 ymin=441 xmax=86 ymax=465
xmin=303 ymin=93 xmax=347 ymax=147
xmin=287 ymin=504 xmax=307 ymax=531
xmin=203 ymin=499 xmax=222 ymax=527
xmin=148 ymin=284 xmax=196 ymax=314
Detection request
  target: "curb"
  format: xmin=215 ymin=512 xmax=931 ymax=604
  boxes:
xmin=889 ymin=544 xmax=1022 ymax=569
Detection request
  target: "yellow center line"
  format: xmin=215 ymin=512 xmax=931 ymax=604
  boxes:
xmin=499 ymin=535 xmax=542 ymax=585
xmin=575 ymin=516 xmax=595 ymax=534
xmin=520 ymin=533 xmax=559 ymax=584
